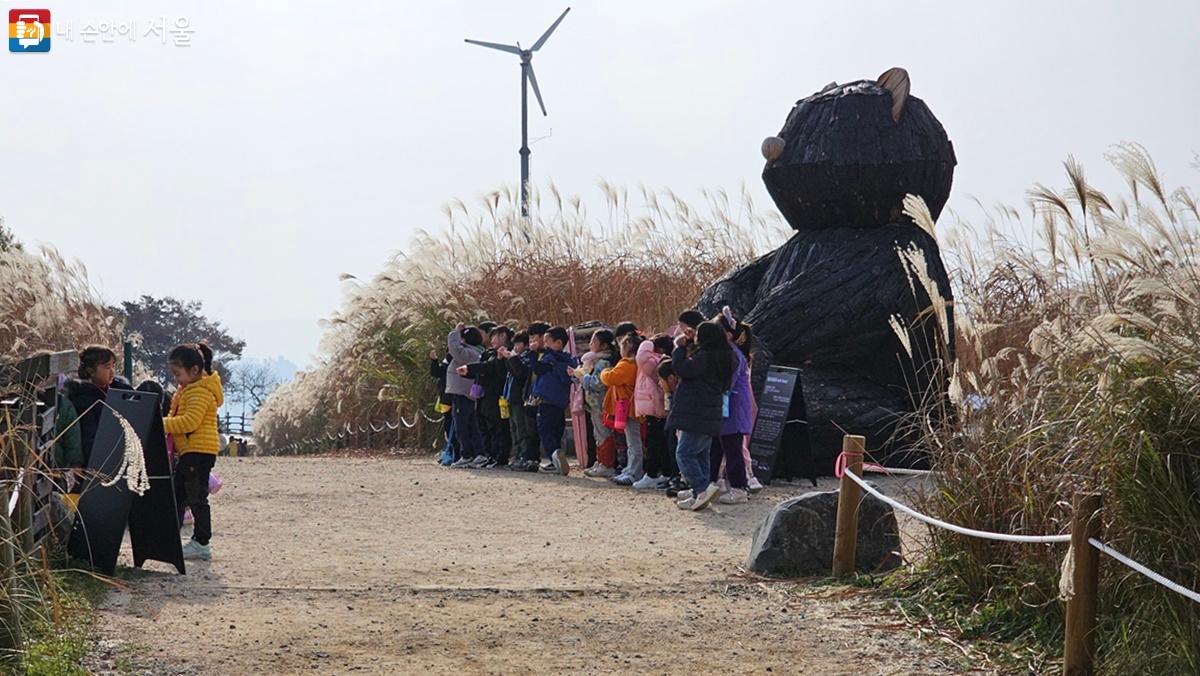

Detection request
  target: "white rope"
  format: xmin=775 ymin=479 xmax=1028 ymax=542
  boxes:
xmin=863 ymin=465 xmax=934 ymax=477
xmin=1089 ymin=537 xmax=1200 ymax=605
xmin=843 ymin=469 xmax=1071 ymax=543
xmin=421 ymin=412 xmax=444 ymax=423
xmin=369 ymin=421 xmax=385 ymax=434
xmin=385 ymin=420 xmax=400 ymax=431
xmin=400 ymin=414 xmax=418 ymax=428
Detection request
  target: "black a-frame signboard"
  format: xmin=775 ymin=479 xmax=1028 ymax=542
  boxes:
xmin=748 ymin=365 xmax=816 ymax=486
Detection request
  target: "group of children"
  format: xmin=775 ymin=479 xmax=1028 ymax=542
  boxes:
xmin=430 ymin=308 xmax=761 ymax=511
xmin=54 ymin=342 xmax=225 ymax=561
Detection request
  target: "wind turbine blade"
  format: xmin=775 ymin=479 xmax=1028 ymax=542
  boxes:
xmin=530 ymin=7 xmax=570 ymax=51
xmin=527 ymin=64 xmax=548 ymax=116
xmin=464 ymin=38 xmax=522 ymax=55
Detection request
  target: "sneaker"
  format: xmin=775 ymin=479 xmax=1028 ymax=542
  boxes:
xmin=718 ymin=487 xmax=749 ymax=505
xmin=632 ymin=474 xmax=661 ymax=490
xmin=665 ymin=478 xmax=688 ymax=498
xmin=540 ymin=461 xmax=556 ymax=472
xmin=181 ymin=539 xmax=211 ymax=561
xmin=468 ymin=455 xmax=490 ymax=468
xmin=552 ymin=450 xmax=570 ymax=476
xmin=675 ymin=490 xmax=695 ymax=510
xmin=691 ymin=483 xmax=721 ymax=511
xmin=450 ymin=457 xmax=474 ymax=468
xmin=611 ymin=474 xmax=635 ymax=486
xmin=748 ymin=477 xmax=765 ymax=494
xmin=584 ymin=464 xmax=615 ymax=478
xmin=655 ymin=477 xmax=673 ymax=490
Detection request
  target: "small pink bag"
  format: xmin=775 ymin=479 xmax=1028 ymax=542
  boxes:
xmin=613 ymin=399 xmax=629 ymax=433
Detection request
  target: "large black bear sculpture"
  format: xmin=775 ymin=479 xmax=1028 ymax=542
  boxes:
xmin=698 ymin=68 xmax=956 ymax=473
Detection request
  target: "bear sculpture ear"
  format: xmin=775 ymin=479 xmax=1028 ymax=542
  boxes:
xmin=876 ymin=67 xmax=910 ymax=122
xmin=761 ymin=136 xmax=785 ymax=162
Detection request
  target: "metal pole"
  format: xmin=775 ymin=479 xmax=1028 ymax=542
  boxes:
xmin=123 ymin=339 xmax=134 ymax=383
xmin=519 ymin=56 xmax=530 ymax=219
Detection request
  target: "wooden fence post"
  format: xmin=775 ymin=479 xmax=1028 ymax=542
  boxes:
xmin=832 ymin=434 xmax=865 ymax=576
xmin=1065 ymin=492 xmax=1102 ymax=675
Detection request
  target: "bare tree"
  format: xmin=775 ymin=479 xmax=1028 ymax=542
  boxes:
xmin=229 ymin=361 xmax=280 ymax=411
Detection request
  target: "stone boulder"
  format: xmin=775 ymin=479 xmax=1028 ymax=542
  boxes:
xmin=746 ymin=486 xmax=901 ymax=577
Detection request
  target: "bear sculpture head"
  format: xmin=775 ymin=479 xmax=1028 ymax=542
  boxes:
xmin=761 ymin=68 xmax=956 ymax=231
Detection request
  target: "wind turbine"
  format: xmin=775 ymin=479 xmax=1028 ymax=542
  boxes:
xmin=465 ymin=7 xmax=570 ymax=220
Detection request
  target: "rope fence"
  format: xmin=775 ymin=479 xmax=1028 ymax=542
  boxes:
xmin=267 ymin=406 xmax=445 ymax=455
xmin=831 ymin=434 xmax=1200 ymax=674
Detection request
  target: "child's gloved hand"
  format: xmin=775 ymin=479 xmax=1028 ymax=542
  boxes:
xmin=456 ymin=365 xmax=469 ymax=376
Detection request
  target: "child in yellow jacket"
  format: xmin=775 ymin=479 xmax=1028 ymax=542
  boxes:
xmin=600 ymin=334 xmax=644 ymax=486
xmin=164 ymin=342 xmax=224 ymax=561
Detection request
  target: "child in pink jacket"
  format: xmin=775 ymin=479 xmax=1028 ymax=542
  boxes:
xmin=631 ymin=334 xmax=676 ymax=490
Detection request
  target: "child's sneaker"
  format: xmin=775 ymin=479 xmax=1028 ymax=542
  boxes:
xmin=718 ymin=487 xmax=749 ymax=505
xmin=539 ymin=461 xmax=555 ymax=472
xmin=691 ymin=483 xmax=721 ymax=511
xmin=632 ymin=474 xmax=661 ymax=490
xmin=748 ymin=477 xmax=765 ymax=493
xmin=584 ymin=464 xmax=615 ymax=478
xmin=675 ymin=490 xmax=695 ymax=510
xmin=552 ymin=450 xmax=570 ymax=476
xmin=181 ymin=539 xmax=211 ymax=561
xmin=611 ymin=474 xmax=635 ymax=486
xmin=450 ymin=456 xmax=474 ymax=468
xmin=468 ymin=455 xmax=491 ymax=468
xmin=666 ymin=477 xmax=688 ymax=497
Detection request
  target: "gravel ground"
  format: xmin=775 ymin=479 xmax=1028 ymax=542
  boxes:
xmin=84 ymin=455 xmax=979 ymax=675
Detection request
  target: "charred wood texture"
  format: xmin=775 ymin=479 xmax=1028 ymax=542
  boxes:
xmin=764 ymin=80 xmax=955 ymax=231
xmin=698 ymin=70 xmax=956 ymax=472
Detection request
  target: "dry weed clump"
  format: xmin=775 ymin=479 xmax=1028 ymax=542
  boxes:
xmin=254 ymin=182 xmax=787 ymax=452
xmin=897 ymin=143 xmax=1200 ymax=673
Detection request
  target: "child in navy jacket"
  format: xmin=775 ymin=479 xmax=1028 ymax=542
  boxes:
xmin=523 ymin=326 xmax=578 ymax=475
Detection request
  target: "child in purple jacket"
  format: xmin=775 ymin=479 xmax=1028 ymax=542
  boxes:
xmin=711 ymin=307 xmax=754 ymax=504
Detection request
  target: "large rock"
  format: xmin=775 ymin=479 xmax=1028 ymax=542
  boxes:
xmin=746 ymin=487 xmax=902 ymax=577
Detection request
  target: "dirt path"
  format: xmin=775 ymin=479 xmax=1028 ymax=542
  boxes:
xmin=85 ymin=455 xmax=973 ymax=674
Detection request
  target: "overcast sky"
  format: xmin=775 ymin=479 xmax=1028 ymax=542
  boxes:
xmin=3 ymin=1 xmax=1197 ymax=369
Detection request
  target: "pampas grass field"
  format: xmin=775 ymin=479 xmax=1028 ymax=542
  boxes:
xmin=252 ymin=182 xmax=788 ymax=452
xmin=893 ymin=143 xmax=1200 ymax=673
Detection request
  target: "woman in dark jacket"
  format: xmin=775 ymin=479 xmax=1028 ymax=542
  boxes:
xmin=667 ymin=320 xmax=735 ymax=512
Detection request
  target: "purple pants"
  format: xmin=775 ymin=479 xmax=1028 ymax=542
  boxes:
xmin=710 ymin=433 xmax=748 ymax=489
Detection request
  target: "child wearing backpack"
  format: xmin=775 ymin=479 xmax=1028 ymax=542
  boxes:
xmin=446 ymin=324 xmax=487 ymax=468
xmin=667 ymin=321 xmax=736 ymax=511
xmin=632 ymin=333 xmax=675 ymax=490
xmin=580 ymin=329 xmax=618 ymax=478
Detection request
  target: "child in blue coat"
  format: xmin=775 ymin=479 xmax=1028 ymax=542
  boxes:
xmin=523 ymin=326 xmax=578 ymax=475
